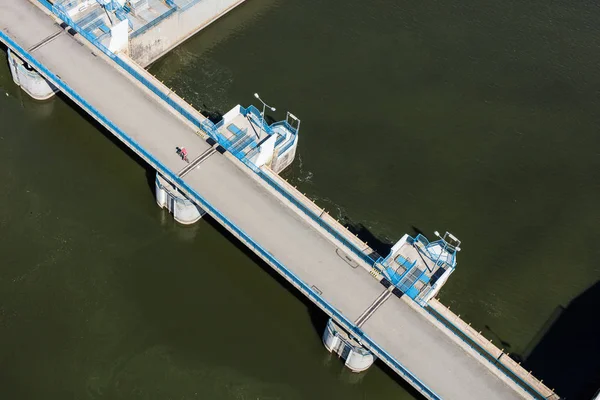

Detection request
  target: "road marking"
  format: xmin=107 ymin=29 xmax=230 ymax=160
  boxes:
xmin=354 ymin=286 xmax=394 ymax=327
xmin=177 ymin=146 xmax=217 ymax=177
xmin=28 ymin=29 xmax=64 ymax=52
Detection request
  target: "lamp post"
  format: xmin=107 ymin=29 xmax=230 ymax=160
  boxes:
xmin=254 ymin=92 xmax=276 ymax=139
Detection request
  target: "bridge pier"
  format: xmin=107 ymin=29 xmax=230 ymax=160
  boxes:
xmin=322 ymin=319 xmax=375 ymax=373
xmin=155 ymin=173 xmax=205 ymax=224
xmin=7 ymin=49 xmax=57 ymax=100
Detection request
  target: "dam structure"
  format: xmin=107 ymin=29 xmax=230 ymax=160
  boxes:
xmin=0 ymin=1 xmax=559 ymax=399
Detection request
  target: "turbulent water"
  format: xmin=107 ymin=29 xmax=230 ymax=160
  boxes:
xmin=1 ymin=0 xmax=600 ymax=398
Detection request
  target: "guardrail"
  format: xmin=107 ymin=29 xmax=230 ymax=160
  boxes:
xmin=0 ymin=28 xmax=441 ymax=400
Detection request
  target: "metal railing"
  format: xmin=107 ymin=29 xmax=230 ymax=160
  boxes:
xmin=276 ymin=134 xmax=296 ymax=156
xmin=242 ymin=105 xmax=272 ymax=133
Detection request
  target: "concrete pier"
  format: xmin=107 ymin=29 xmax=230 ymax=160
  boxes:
xmin=155 ymin=173 xmax=205 ymax=224
xmin=323 ymin=319 xmax=376 ymax=372
xmin=7 ymin=48 xmax=57 ymax=100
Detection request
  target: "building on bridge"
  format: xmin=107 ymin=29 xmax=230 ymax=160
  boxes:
xmin=378 ymin=231 xmax=461 ymax=306
xmin=50 ymin=0 xmax=248 ymax=66
xmin=324 ymin=231 xmax=461 ymax=372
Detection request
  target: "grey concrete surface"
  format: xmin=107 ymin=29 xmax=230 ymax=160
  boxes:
xmin=363 ymin=296 xmax=524 ymax=400
xmin=0 ymin=2 xmax=533 ymax=398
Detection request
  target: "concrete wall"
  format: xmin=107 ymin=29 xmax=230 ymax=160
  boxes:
xmin=271 ymin=138 xmax=297 ymax=174
xmin=130 ymin=0 xmax=246 ymax=67
xmin=254 ymin=134 xmax=276 ymax=167
xmin=221 ymin=104 xmax=242 ymax=125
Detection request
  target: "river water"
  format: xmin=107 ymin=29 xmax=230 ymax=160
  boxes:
xmin=1 ymin=0 xmax=600 ymax=398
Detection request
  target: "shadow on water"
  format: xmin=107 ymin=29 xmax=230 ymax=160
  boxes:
xmin=198 ymin=104 xmax=223 ymax=123
xmin=483 ymin=325 xmax=513 ymax=351
xmin=201 ymin=215 xmax=330 ymax=339
xmin=511 ymin=281 xmax=600 ymax=399
xmin=53 ymin=91 xmax=160 ymax=195
xmin=410 ymin=225 xmax=426 ymax=238
xmin=374 ymin=359 xmax=428 ymax=400
xmin=342 ymin=219 xmax=393 ymax=259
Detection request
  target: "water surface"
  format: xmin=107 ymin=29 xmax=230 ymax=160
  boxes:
xmin=2 ymin=0 xmax=600 ymax=398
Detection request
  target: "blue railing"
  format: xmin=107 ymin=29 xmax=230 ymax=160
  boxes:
xmin=413 ymin=234 xmax=430 ymax=248
xmin=76 ymin=7 xmax=103 ymax=28
xmin=276 ymin=134 xmax=296 ymax=156
xmin=396 ymin=254 xmax=415 ymax=268
xmin=53 ymin=0 xmax=79 ymax=10
xmin=226 ymin=130 xmax=248 ymax=147
xmin=115 ymin=9 xmax=133 ymax=29
xmin=0 ymin=29 xmax=441 ymax=400
xmin=231 ymin=136 xmax=256 ymax=155
xmin=274 ymin=132 xmax=286 ymax=147
xmin=385 ymin=258 xmax=417 ymax=286
xmin=275 ymin=120 xmax=298 ymax=135
xmin=242 ymin=105 xmax=273 ymax=134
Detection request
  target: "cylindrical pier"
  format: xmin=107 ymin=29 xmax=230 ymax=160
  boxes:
xmin=155 ymin=172 xmax=205 ymax=224
xmin=322 ymin=319 xmax=375 ymax=372
xmin=7 ymin=49 xmax=57 ymax=100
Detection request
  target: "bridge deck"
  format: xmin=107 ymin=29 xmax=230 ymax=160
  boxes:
xmin=0 ymin=1 xmax=531 ymax=399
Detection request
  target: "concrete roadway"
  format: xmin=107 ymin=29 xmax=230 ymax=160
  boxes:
xmin=0 ymin=1 xmax=531 ymax=399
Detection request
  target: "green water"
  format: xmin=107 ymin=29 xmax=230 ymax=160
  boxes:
xmin=1 ymin=0 xmax=600 ymax=398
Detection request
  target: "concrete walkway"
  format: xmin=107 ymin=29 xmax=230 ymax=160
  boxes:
xmin=0 ymin=1 xmax=533 ymax=399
